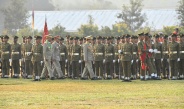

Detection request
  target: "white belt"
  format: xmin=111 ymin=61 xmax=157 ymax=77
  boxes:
xmin=12 ymin=52 xmax=19 ymax=54
xmin=34 ymin=53 xmax=41 ymax=55
xmin=156 ymin=51 xmax=161 ymax=53
xmin=170 ymin=51 xmax=177 ymax=54
xmin=60 ymin=53 xmax=65 ymax=55
xmin=124 ymin=52 xmax=131 ymax=54
xmin=95 ymin=53 xmax=103 ymax=55
xmin=180 ymin=51 xmax=184 ymax=53
xmin=106 ymin=53 xmax=113 ymax=56
xmin=115 ymin=53 xmax=119 ymax=55
xmin=163 ymin=51 xmax=168 ymax=54
xmin=25 ymin=52 xmax=32 ymax=55
xmin=73 ymin=53 xmax=79 ymax=55
xmin=3 ymin=51 xmax=9 ymax=54
xmin=133 ymin=52 xmax=137 ymax=54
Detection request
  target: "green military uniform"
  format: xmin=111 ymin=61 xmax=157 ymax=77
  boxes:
xmin=20 ymin=36 xmax=26 ymax=77
xmin=120 ymin=35 xmax=132 ymax=81
xmin=71 ymin=37 xmax=81 ymax=79
xmin=168 ymin=34 xmax=179 ymax=80
xmin=66 ymin=37 xmax=73 ymax=77
xmin=1 ymin=35 xmax=11 ymax=78
xmin=154 ymin=34 xmax=162 ymax=79
xmin=162 ymin=35 xmax=169 ymax=79
xmin=94 ymin=36 xmax=105 ymax=79
xmin=131 ymin=36 xmax=138 ymax=79
xmin=11 ymin=36 xmax=21 ymax=78
xmin=178 ymin=34 xmax=184 ymax=79
xmin=105 ymin=37 xmax=115 ymax=79
xmin=59 ymin=37 xmax=68 ymax=76
xmin=24 ymin=36 xmax=33 ymax=79
xmin=114 ymin=36 xmax=121 ymax=78
xmin=31 ymin=36 xmax=43 ymax=81
xmin=79 ymin=37 xmax=84 ymax=76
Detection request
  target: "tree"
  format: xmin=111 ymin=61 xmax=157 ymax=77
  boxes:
xmin=49 ymin=24 xmax=68 ymax=37
xmin=111 ymin=23 xmax=130 ymax=36
xmin=1 ymin=0 xmax=29 ymax=35
xmin=177 ymin=0 xmax=184 ymax=26
xmin=117 ymin=0 xmax=146 ymax=33
xmin=99 ymin=26 xmax=112 ymax=36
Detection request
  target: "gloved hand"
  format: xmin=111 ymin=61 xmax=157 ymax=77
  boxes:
xmin=118 ymin=50 xmax=122 ymax=54
xmin=19 ymin=59 xmax=21 ymax=62
xmin=131 ymin=60 xmax=134 ymax=64
xmin=41 ymin=61 xmax=43 ymax=64
xmin=153 ymin=59 xmax=155 ymax=61
xmin=103 ymin=59 xmax=105 ymax=63
xmin=113 ymin=60 xmax=115 ymax=63
xmin=79 ymin=60 xmax=81 ymax=63
xmin=65 ymin=59 xmax=68 ymax=63
xmin=167 ymin=59 xmax=169 ymax=62
xmin=177 ymin=58 xmax=180 ymax=62
xmin=118 ymin=59 xmax=120 ymax=63
xmin=136 ymin=59 xmax=139 ymax=62
xmin=153 ymin=49 xmax=158 ymax=53
xmin=161 ymin=58 xmax=163 ymax=62
xmin=149 ymin=49 xmax=153 ymax=53
xmin=9 ymin=59 xmax=12 ymax=62
xmin=28 ymin=52 xmax=32 ymax=56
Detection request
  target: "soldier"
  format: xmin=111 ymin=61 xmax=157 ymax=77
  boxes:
xmin=79 ymin=37 xmax=84 ymax=76
xmin=41 ymin=35 xmax=53 ymax=80
xmin=154 ymin=34 xmax=162 ymax=80
xmin=1 ymin=35 xmax=11 ymax=78
xmin=162 ymin=35 xmax=169 ymax=79
xmin=31 ymin=36 xmax=43 ymax=81
xmin=178 ymin=34 xmax=184 ymax=79
xmin=59 ymin=37 xmax=68 ymax=76
xmin=119 ymin=34 xmax=132 ymax=82
xmin=168 ymin=33 xmax=180 ymax=80
xmin=24 ymin=36 xmax=33 ymax=79
xmin=51 ymin=36 xmax=65 ymax=79
xmin=94 ymin=36 xmax=105 ymax=79
xmin=0 ymin=35 xmax=3 ymax=72
xmin=66 ymin=37 xmax=73 ymax=77
xmin=21 ymin=36 xmax=27 ymax=78
xmin=104 ymin=37 xmax=115 ymax=79
xmin=81 ymin=36 xmax=97 ymax=80
xmin=11 ymin=36 xmax=21 ymax=78
xmin=131 ymin=35 xmax=138 ymax=80
xmin=114 ymin=36 xmax=121 ymax=78
xmin=71 ymin=36 xmax=81 ymax=79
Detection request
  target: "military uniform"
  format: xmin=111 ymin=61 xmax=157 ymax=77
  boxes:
xmin=71 ymin=37 xmax=81 ymax=79
xmin=131 ymin=36 xmax=138 ymax=79
xmin=31 ymin=36 xmax=43 ymax=81
xmin=114 ymin=37 xmax=121 ymax=78
xmin=104 ymin=37 xmax=115 ymax=79
xmin=162 ymin=35 xmax=169 ymax=78
xmin=1 ymin=35 xmax=11 ymax=78
xmin=168 ymin=34 xmax=180 ymax=80
xmin=66 ymin=37 xmax=73 ymax=77
xmin=94 ymin=36 xmax=105 ymax=79
xmin=178 ymin=34 xmax=184 ymax=79
xmin=11 ymin=36 xmax=21 ymax=78
xmin=20 ymin=36 xmax=26 ymax=77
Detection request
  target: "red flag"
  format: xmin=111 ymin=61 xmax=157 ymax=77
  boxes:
xmin=42 ymin=17 xmax=49 ymax=44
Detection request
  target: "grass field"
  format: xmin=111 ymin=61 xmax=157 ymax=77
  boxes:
xmin=0 ymin=79 xmax=183 ymax=109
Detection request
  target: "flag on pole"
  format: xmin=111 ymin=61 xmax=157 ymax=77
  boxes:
xmin=42 ymin=16 xmax=49 ymax=44
xmin=32 ymin=10 xmax=34 ymax=29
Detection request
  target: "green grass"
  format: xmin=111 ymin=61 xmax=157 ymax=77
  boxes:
xmin=0 ymin=79 xmax=183 ymax=109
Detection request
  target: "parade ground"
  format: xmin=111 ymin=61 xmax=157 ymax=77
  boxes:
xmin=0 ymin=79 xmax=183 ymax=109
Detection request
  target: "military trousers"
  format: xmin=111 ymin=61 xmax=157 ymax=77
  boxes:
xmin=146 ymin=58 xmax=156 ymax=76
xmin=122 ymin=61 xmax=131 ymax=78
xmin=114 ymin=60 xmax=119 ymax=75
xmin=25 ymin=60 xmax=33 ymax=76
xmin=155 ymin=59 xmax=161 ymax=76
xmin=95 ymin=61 xmax=103 ymax=77
xmin=82 ymin=61 xmax=95 ymax=78
xmin=52 ymin=60 xmax=64 ymax=78
xmin=60 ymin=61 xmax=66 ymax=75
xmin=179 ymin=59 xmax=184 ymax=77
xmin=131 ymin=59 xmax=137 ymax=76
xmin=41 ymin=60 xmax=53 ymax=78
xmin=105 ymin=61 xmax=113 ymax=76
xmin=2 ymin=59 xmax=10 ymax=76
xmin=169 ymin=60 xmax=178 ymax=77
xmin=71 ymin=61 xmax=79 ymax=78
xmin=162 ymin=58 xmax=169 ymax=77
xmin=12 ymin=60 xmax=20 ymax=75
xmin=32 ymin=61 xmax=42 ymax=77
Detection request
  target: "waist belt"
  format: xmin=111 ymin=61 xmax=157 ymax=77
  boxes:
xmin=73 ymin=53 xmax=79 ymax=55
xmin=106 ymin=53 xmax=113 ymax=56
xmin=156 ymin=51 xmax=161 ymax=54
xmin=25 ymin=52 xmax=32 ymax=55
xmin=163 ymin=51 xmax=168 ymax=54
xmin=95 ymin=53 xmax=103 ymax=55
xmin=115 ymin=53 xmax=119 ymax=55
xmin=124 ymin=52 xmax=131 ymax=54
xmin=34 ymin=53 xmax=41 ymax=55
xmin=170 ymin=51 xmax=177 ymax=54
xmin=60 ymin=53 xmax=65 ymax=55
xmin=180 ymin=51 xmax=184 ymax=53
xmin=3 ymin=51 xmax=9 ymax=54
xmin=133 ymin=52 xmax=137 ymax=54
xmin=12 ymin=52 xmax=19 ymax=54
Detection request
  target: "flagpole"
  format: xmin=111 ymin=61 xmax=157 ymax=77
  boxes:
xmin=32 ymin=0 xmax=35 ymax=44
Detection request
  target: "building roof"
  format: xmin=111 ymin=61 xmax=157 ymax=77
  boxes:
xmin=27 ymin=9 xmax=179 ymax=32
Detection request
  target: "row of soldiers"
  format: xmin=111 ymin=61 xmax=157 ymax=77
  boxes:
xmin=0 ymin=32 xmax=184 ymax=81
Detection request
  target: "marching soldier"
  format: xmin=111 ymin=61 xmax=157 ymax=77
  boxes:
xmin=162 ymin=35 xmax=169 ymax=79
xmin=131 ymin=35 xmax=138 ymax=80
xmin=59 ymin=37 xmax=68 ymax=76
xmin=1 ymin=35 xmax=11 ymax=78
xmin=31 ymin=36 xmax=43 ymax=81
xmin=24 ymin=36 xmax=33 ymax=79
xmin=66 ymin=37 xmax=73 ymax=77
xmin=94 ymin=36 xmax=105 ymax=79
xmin=11 ymin=36 xmax=21 ymax=78
xmin=104 ymin=37 xmax=115 ymax=79
xmin=21 ymin=36 xmax=27 ymax=78
xmin=71 ymin=36 xmax=81 ymax=79
xmin=114 ymin=36 xmax=121 ymax=78
xmin=178 ymin=34 xmax=184 ymax=79
xmin=154 ymin=34 xmax=162 ymax=80
xmin=119 ymin=34 xmax=132 ymax=82
xmin=168 ymin=33 xmax=180 ymax=80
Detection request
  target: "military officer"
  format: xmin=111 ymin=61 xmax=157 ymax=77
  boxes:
xmin=178 ymin=34 xmax=184 ymax=79
xmin=162 ymin=35 xmax=169 ymax=79
xmin=104 ymin=37 xmax=115 ymax=79
xmin=59 ymin=37 xmax=68 ymax=76
xmin=114 ymin=36 xmax=121 ymax=78
xmin=154 ymin=34 xmax=162 ymax=80
xmin=71 ymin=36 xmax=81 ymax=79
xmin=79 ymin=37 xmax=84 ymax=76
xmin=94 ymin=36 xmax=105 ymax=79
xmin=168 ymin=33 xmax=180 ymax=80
xmin=66 ymin=37 xmax=73 ymax=77
xmin=119 ymin=34 xmax=132 ymax=82
xmin=1 ymin=35 xmax=11 ymax=78
xmin=24 ymin=36 xmax=33 ymax=79
xmin=21 ymin=36 xmax=27 ymax=78
xmin=11 ymin=36 xmax=21 ymax=78
xmin=31 ymin=36 xmax=43 ymax=81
